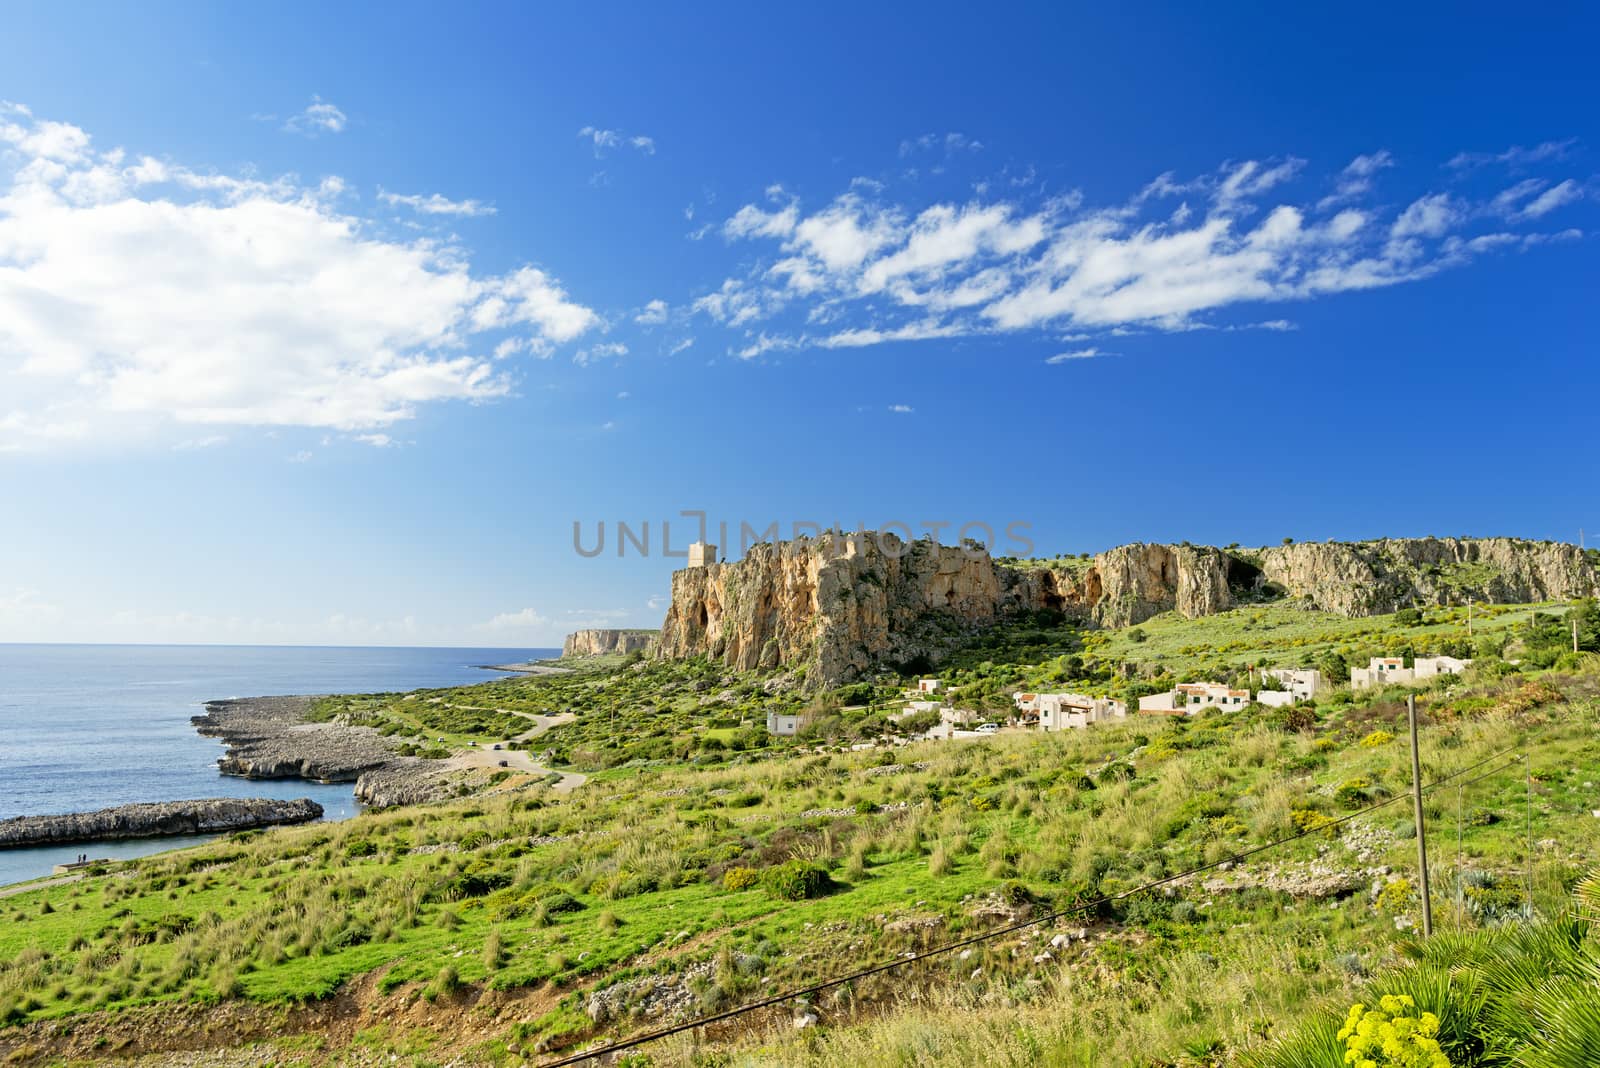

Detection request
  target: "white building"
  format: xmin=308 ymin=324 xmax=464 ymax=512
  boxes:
xmin=1350 ymin=655 xmax=1472 ymax=690
xmin=915 ymin=678 xmax=942 ymax=694
xmin=1414 ymin=655 xmax=1473 ymax=680
xmin=1012 ymin=692 xmax=1128 ymax=731
xmin=1137 ymin=682 xmax=1251 ymax=715
xmin=687 ymin=541 xmax=717 ymax=567
xmin=1260 ymin=667 xmax=1324 ymax=701
xmin=765 ymin=709 xmax=815 ymax=736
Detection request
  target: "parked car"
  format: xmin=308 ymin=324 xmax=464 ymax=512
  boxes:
xmin=975 ymin=723 xmax=1000 ymax=735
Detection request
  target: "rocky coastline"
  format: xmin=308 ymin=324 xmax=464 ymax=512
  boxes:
xmin=191 ymin=696 xmax=458 ymax=808
xmin=0 ymin=797 xmax=323 ymax=848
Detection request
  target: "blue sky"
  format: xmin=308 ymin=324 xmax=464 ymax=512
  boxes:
xmin=1 ymin=2 xmax=1596 ymax=646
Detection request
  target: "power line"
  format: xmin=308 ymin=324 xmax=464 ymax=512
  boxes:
xmin=537 ymin=744 xmax=1522 ymax=1067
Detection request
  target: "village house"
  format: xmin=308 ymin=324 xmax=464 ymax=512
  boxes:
xmin=1012 ymin=692 xmax=1128 ymax=731
xmin=1137 ymin=681 xmax=1251 ymax=715
xmin=915 ymin=678 xmax=942 ymax=694
xmin=1350 ymin=655 xmax=1472 ymax=690
xmin=765 ymin=708 xmax=816 ymax=736
xmin=1259 ymin=667 xmax=1324 ymax=702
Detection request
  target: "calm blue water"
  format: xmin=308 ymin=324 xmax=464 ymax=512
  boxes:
xmin=0 ymin=643 xmax=556 ymax=885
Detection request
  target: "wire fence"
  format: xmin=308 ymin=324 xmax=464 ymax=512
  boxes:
xmin=538 ymin=743 xmax=1525 ymax=1067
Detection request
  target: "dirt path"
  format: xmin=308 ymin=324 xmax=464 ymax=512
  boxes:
xmin=447 ymin=711 xmax=588 ymax=792
xmin=0 ymin=873 xmax=82 ymax=899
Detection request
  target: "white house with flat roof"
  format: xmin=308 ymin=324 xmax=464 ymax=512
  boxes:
xmin=1013 ymin=691 xmax=1128 ymax=731
xmin=1138 ymin=682 xmax=1251 ymax=715
xmin=765 ymin=709 xmax=815 ymax=736
xmin=1260 ymin=668 xmax=1324 ymax=701
xmin=1350 ymin=657 xmax=1410 ymax=689
xmin=1414 ymin=655 xmax=1473 ymax=680
xmin=1350 ymin=655 xmax=1472 ymax=690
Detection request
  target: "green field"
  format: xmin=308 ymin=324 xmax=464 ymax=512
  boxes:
xmin=1 ymin=602 xmax=1598 ymax=1067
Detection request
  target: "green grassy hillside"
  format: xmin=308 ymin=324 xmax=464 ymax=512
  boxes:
xmin=1 ymin=605 xmax=1597 ymax=1067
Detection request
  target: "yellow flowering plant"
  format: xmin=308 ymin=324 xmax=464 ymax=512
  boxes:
xmin=1336 ymin=994 xmax=1452 ymax=1068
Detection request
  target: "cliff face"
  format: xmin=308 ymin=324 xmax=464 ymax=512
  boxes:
xmin=654 ymin=534 xmax=1598 ymax=688
xmin=1255 ymin=537 xmax=1598 ymax=615
xmin=654 ymin=534 xmax=1055 ymax=685
xmin=563 ymin=629 xmax=657 ymax=658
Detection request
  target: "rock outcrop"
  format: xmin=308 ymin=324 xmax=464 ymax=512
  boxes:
xmin=192 ymin=696 xmax=397 ymax=781
xmin=353 ymin=763 xmax=459 ymax=808
xmin=562 ymin=629 xmax=657 ymax=658
xmin=1254 ymin=537 xmax=1598 ymax=615
xmin=654 ymin=533 xmax=1598 ymax=688
xmin=0 ymin=797 xmax=322 ymax=848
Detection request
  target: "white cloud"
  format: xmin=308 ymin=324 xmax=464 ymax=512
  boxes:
xmin=668 ymin=337 xmax=695 ymax=355
xmin=888 ymin=403 xmax=913 ymax=413
xmin=1391 ymin=193 xmax=1458 ymax=238
xmin=478 ymin=607 xmax=551 ymax=632
xmin=578 ymin=126 xmax=655 ymax=158
xmin=1045 ymin=347 xmax=1110 ymax=363
xmin=635 ymin=299 xmax=669 ymax=325
xmin=172 ymin=434 xmax=227 ymax=451
xmin=354 ymin=433 xmax=396 ymax=447
xmin=1518 ymin=179 xmax=1582 ymax=219
xmin=1448 ymin=139 xmax=1576 ymax=171
xmin=1318 ymin=150 xmax=1393 ymax=209
xmin=288 ymin=450 xmax=314 ymax=463
xmin=692 ymin=146 xmax=1581 ymax=351
xmin=282 ymin=96 xmax=346 ymax=136
xmin=573 ymin=341 xmax=627 ymax=366
xmin=0 ymin=587 xmax=63 ymax=628
xmin=378 ymin=188 xmax=496 ymax=217
xmin=899 ymin=132 xmax=984 ymax=157
xmin=0 ymin=106 xmax=598 ymax=451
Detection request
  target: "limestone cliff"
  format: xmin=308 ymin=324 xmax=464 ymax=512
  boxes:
xmin=562 ymin=629 xmax=657 ymax=658
xmin=654 ymin=533 xmax=1053 ymax=686
xmin=1254 ymin=537 xmax=1598 ymax=615
xmin=654 ymin=534 xmax=1598 ymax=688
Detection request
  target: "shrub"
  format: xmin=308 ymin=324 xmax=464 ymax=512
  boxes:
xmin=722 ymin=867 xmax=760 ymax=892
xmin=763 ymin=860 xmax=831 ymax=901
xmin=1376 ymin=877 xmax=1414 ymax=913
xmin=1360 ymin=729 xmax=1396 ymax=748
xmin=1336 ymin=994 xmax=1451 ymax=1067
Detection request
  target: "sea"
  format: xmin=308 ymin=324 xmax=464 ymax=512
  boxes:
xmin=0 ymin=643 xmax=557 ymax=886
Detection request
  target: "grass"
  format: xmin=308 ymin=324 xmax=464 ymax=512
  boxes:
xmin=1 ymin=610 xmax=1597 ymax=1066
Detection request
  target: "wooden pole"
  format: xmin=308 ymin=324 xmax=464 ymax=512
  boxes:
xmin=1408 ymin=694 xmax=1434 ymax=937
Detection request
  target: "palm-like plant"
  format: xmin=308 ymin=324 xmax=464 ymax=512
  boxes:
xmin=1246 ymin=872 xmax=1600 ymax=1068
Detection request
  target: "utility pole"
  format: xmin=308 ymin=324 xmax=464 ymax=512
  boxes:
xmin=1575 ymin=617 xmax=1581 ymax=654
xmin=1467 ymin=599 xmax=1473 ymax=639
xmin=1408 ymin=694 xmax=1434 ymax=937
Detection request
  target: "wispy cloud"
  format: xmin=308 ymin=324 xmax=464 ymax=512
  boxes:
xmin=1045 ymin=347 xmax=1111 ymax=364
xmin=1448 ymin=139 xmax=1576 ymax=171
xmin=573 ymin=341 xmax=628 ymax=366
xmin=634 ymin=299 xmax=669 ymax=325
xmin=282 ymin=96 xmax=346 ymax=136
xmin=888 ymin=403 xmax=914 ymax=413
xmin=578 ymin=125 xmax=656 ymax=158
xmin=899 ymin=132 xmax=984 ymax=158
xmin=378 ymin=188 xmax=496 ymax=217
xmin=1318 ymin=150 xmax=1394 ymax=209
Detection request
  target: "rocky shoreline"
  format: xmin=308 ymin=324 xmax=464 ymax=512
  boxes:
xmin=191 ymin=696 xmax=459 ymax=808
xmin=0 ymin=797 xmax=323 ymax=848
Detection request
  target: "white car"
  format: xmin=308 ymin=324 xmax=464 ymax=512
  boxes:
xmin=975 ymin=723 xmax=1000 ymax=735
